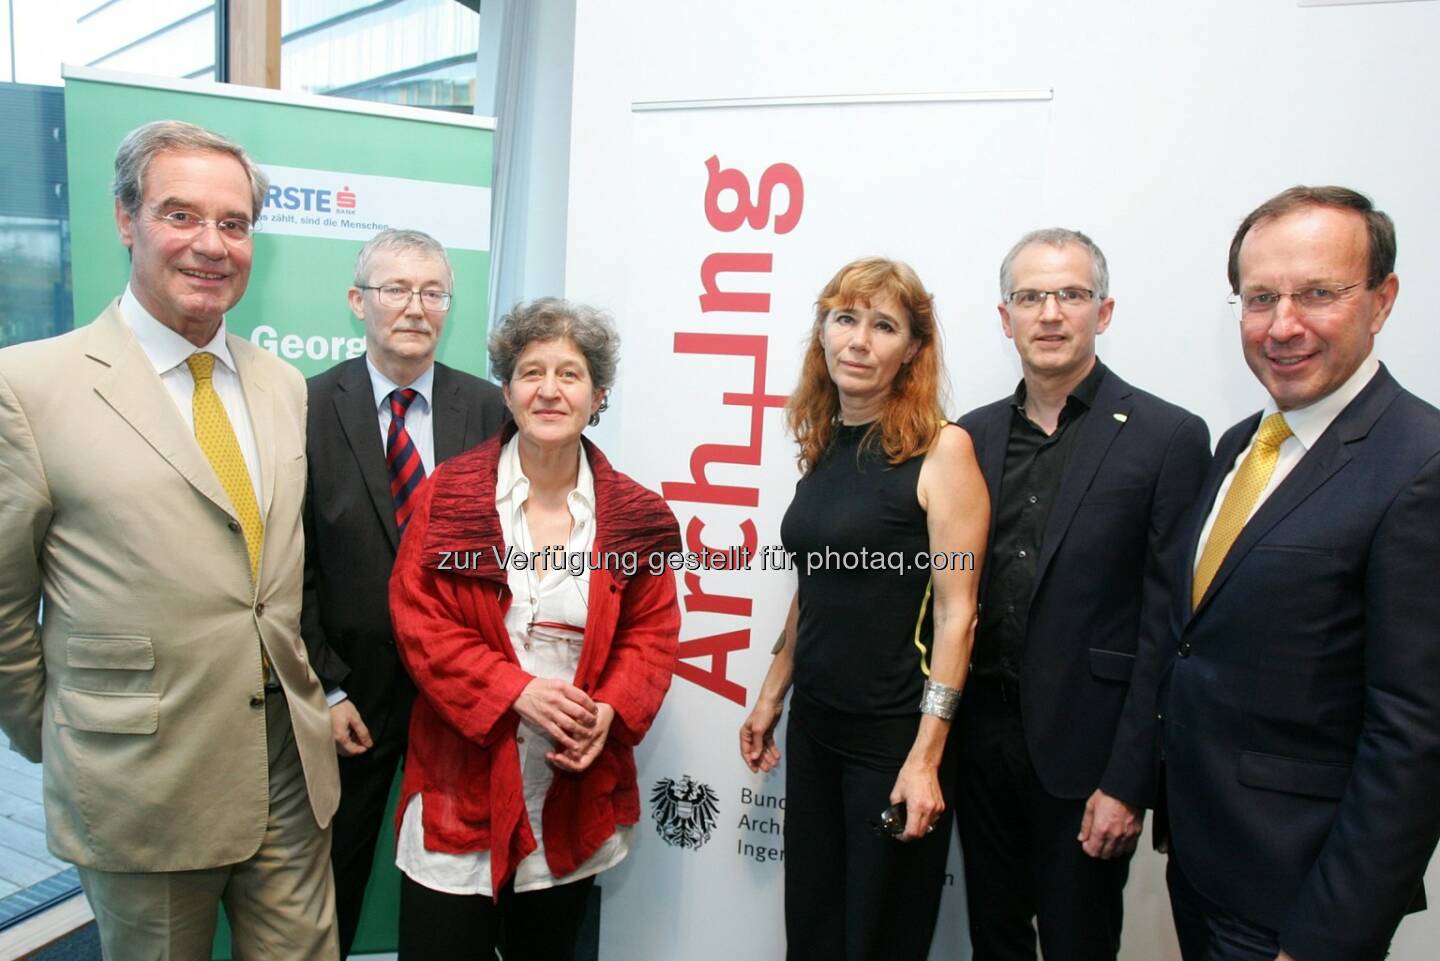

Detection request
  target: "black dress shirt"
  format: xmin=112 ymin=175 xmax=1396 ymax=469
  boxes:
xmin=972 ymin=360 xmax=1107 ymax=682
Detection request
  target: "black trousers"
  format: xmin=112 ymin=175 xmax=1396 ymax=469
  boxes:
xmin=331 ymin=699 xmax=410 ymax=959
xmin=783 ymin=709 xmax=953 ymax=961
xmin=397 ymin=872 xmax=595 ymax=961
xmin=1167 ymin=855 xmax=1283 ymax=961
xmin=954 ymin=679 xmax=1131 ymax=961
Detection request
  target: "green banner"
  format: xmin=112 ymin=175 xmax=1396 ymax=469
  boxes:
xmin=63 ymin=67 xmax=493 ymax=379
xmin=62 ymin=68 xmax=494 ymax=959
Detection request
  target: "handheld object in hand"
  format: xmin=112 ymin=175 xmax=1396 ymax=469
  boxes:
xmin=871 ymin=802 xmax=907 ymax=839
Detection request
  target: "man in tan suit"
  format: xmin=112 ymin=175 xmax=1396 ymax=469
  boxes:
xmin=0 ymin=120 xmax=340 ymax=959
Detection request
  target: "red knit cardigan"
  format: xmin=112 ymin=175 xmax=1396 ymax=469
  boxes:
xmin=389 ymin=425 xmax=681 ymax=895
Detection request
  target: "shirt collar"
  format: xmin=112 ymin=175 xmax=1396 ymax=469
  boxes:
xmin=496 ymin=433 xmax=596 ymax=516
xmin=1011 ymin=357 xmax=1107 ymax=415
xmin=366 ymin=355 xmax=435 ymax=415
xmin=1261 ymin=350 xmax=1380 ymax=452
xmin=119 ymin=285 xmax=238 ymax=375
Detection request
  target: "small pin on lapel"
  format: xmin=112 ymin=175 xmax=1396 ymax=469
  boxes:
xmin=1113 ymin=412 xmax=1128 ymax=423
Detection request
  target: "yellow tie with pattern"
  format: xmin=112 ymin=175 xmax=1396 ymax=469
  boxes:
xmin=1191 ymin=412 xmax=1292 ymax=609
xmin=187 ymin=352 xmax=264 ymax=581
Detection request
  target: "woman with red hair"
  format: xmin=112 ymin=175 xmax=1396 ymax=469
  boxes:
xmin=740 ymin=257 xmax=989 ymax=961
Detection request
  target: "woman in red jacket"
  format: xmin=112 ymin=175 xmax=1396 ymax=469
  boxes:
xmin=389 ymin=297 xmax=681 ymax=961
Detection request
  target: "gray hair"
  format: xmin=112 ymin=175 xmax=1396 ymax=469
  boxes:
xmin=353 ymin=228 xmax=454 ymax=288
xmin=489 ymin=298 xmax=620 ymax=425
xmin=113 ymin=120 xmax=268 ymax=220
xmin=998 ymin=227 xmax=1111 ymax=300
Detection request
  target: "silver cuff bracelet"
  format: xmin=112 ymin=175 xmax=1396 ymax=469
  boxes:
xmin=919 ymin=679 xmax=961 ymax=720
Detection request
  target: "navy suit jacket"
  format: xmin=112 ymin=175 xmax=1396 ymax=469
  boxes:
xmin=960 ymin=364 xmax=1210 ymax=807
xmin=301 ymin=356 xmax=506 ymax=740
xmin=1163 ymin=364 xmax=1440 ymax=961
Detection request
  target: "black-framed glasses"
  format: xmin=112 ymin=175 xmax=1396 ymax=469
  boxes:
xmin=1005 ymin=287 xmax=1096 ymax=310
xmin=148 ymin=206 xmax=256 ymax=244
xmin=1229 ymin=283 xmax=1362 ymax=317
xmin=358 ymin=285 xmax=453 ymax=312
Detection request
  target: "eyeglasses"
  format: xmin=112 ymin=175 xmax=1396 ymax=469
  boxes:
xmin=358 ymin=285 xmax=453 ymax=312
xmin=1229 ymin=283 xmax=1362 ymax=317
xmin=149 ymin=207 xmax=255 ymax=244
xmin=1005 ymin=287 xmax=1097 ymax=310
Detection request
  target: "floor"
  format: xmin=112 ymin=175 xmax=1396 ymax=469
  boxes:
xmin=0 ymin=731 xmax=74 ymax=924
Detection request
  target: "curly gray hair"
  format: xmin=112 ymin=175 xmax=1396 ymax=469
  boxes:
xmin=489 ymin=298 xmax=620 ymax=426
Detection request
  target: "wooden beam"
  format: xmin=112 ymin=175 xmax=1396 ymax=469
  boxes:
xmin=227 ymin=0 xmax=281 ymax=89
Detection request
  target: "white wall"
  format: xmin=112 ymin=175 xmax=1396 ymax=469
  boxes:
xmin=544 ymin=1 xmax=1440 ymax=958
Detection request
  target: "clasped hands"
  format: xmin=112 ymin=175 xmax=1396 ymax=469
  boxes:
xmin=514 ymin=677 xmax=613 ymax=773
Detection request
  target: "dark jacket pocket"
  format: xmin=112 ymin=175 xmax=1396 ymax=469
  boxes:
xmin=1089 ymin=648 xmax=1136 ymax=682
xmin=1252 ymin=544 xmax=1334 ymax=557
xmin=1236 ymin=751 xmax=1350 ymax=799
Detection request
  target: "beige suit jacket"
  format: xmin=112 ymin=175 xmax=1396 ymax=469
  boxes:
xmin=0 ymin=303 xmax=339 ymax=872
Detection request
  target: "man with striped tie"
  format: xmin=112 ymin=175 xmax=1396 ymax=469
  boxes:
xmin=0 ymin=120 xmax=341 ymax=958
xmin=302 ymin=228 xmax=505 ymax=957
xmin=1163 ymin=186 xmax=1440 ymax=961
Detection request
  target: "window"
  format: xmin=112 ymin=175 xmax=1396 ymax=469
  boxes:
xmin=282 ymin=0 xmax=480 ymax=112
xmin=74 ymin=0 xmax=221 ymax=82
xmin=0 ymin=0 xmax=222 ymax=352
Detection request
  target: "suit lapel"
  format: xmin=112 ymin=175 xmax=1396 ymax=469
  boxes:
xmin=1180 ymin=415 xmax=1257 ymax=624
xmin=1033 ymin=371 xmax=1131 ymax=590
xmin=1191 ymin=435 xmax=1350 ymax=616
xmin=978 ymin=406 xmax=1007 ymax=524
xmin=969 ymin=402 xmax=1009 ymax=599
xmin=432 ymin=364 xmax=470 ymax=462
xmin=87 ymin=307 xmax=239 ymax=523
xmin=334 ymin=358 xmax=400 ymax=550
xmin=230 ymin=340 xmax=278 ymax=519
xmin=1190 ymin=368 xmax=1400 ymax=618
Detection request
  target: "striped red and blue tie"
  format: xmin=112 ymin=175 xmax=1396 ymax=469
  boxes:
xmin=386 ymin=388 xmax=426 ymax=535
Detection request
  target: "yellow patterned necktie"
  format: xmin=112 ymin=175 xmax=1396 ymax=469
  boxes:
xmin=186 ymin=352 xmax=264 ymax=581
xmin=1192 ymin=412 xmax=1292 ymax=609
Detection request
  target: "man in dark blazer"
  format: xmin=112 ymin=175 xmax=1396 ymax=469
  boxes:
xmin=1163 ymin=187 xmax=1440 ymax=961
xmin=956 ymin=228 xmax=1210 ymax=961
xmin=303 ymin=228 xmax=505 ymax=957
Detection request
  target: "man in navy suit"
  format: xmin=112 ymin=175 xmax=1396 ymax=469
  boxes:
xmin=1164 ymin=186 xmax=1440 ymax=961
xmin=956 ymin=228 xmax=1210 ymax=960
xmin=302 ymin=228 xmax=505 ymax=957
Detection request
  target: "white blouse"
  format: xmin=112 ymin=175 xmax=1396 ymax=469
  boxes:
xmin=396 ymin=436 xmax=631 ymax=895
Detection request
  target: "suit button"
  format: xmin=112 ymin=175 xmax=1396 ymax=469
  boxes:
xmin=250 ymin=693 xmax=265 ymax=707
xmin=255 ymin=602 xmax=266 ymax=616
xmin=1178 ymin=641 xmax=1192 ymax=658
xmin=228 ymin=520 xmax=241 ymax=532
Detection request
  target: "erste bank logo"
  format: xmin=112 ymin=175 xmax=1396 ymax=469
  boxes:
xmin=253 ymin=163 xmax=491 ymax=249
xmin=651 ymin=776 xmax=720 ymax=850
xmin=264 ymin=182 xmax=358 ymax=214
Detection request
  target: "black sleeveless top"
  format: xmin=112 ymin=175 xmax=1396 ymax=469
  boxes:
xmin=780 ymin=423 xmax=935 ymax=720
